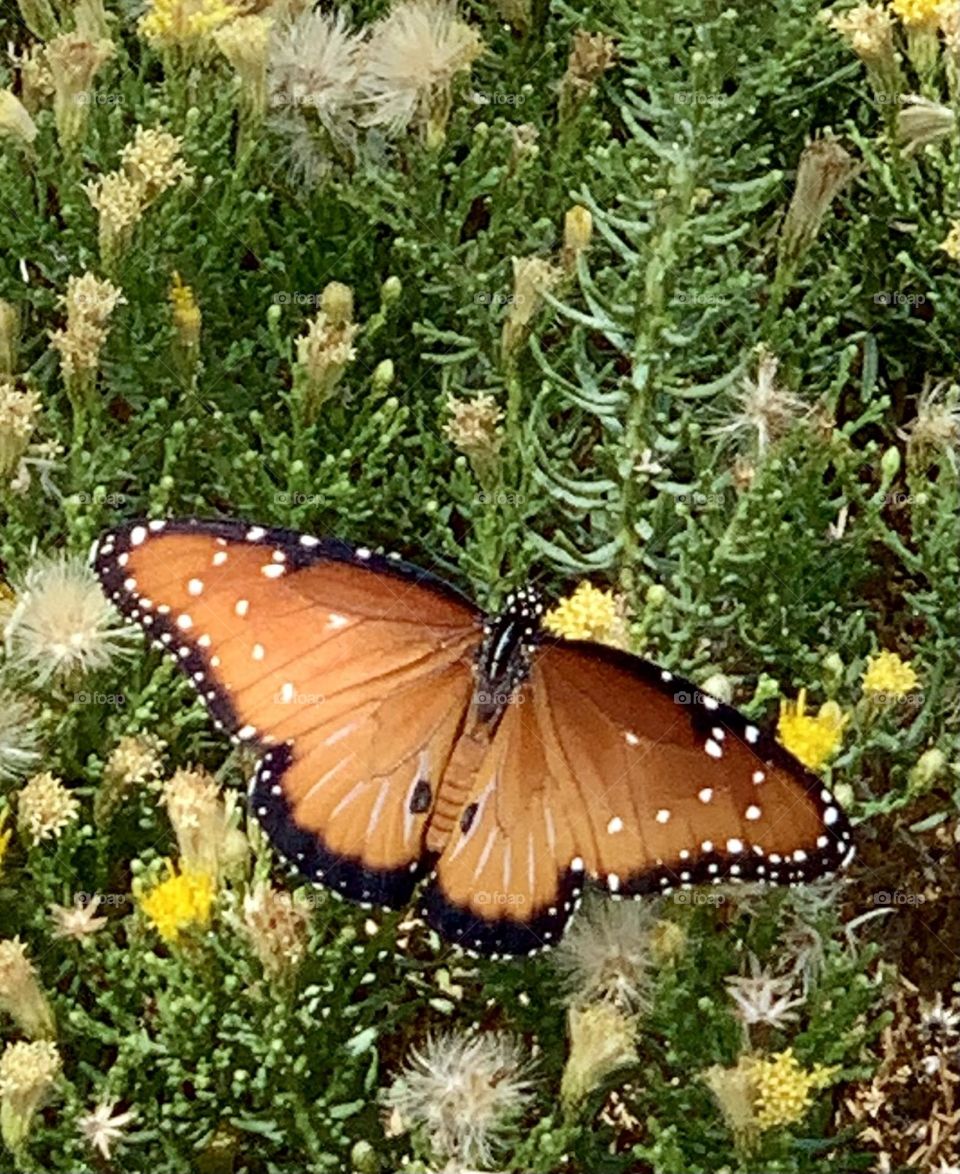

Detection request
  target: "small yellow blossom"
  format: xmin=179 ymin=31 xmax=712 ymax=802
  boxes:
xmin=543 ymin=582 xmax=619 ymax=642
xmin=170 ymin=273 xmax=202 ymax=350
xmin=140 ymin=864 xmax=215 ymax=942
xmin=0 ymin=810 xmax=11 ymax=873
xmin=940 ymin=221 xmax=960 ymax=263
xmin=139 ymin=0 xmax=239 ymax=50
xmin=861 ymin=649 xmax=920 ymax=698
xmin=890 ymin=0 xmax=941 ymax=28
xmin=777 ymin=689 xmax=848 ymax=770
xmin=749 ymin=1048 xmax=838 ymax=1130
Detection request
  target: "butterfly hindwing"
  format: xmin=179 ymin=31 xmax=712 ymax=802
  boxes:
xmin=535 ymin=641 xmax=854 ymax=895
xmin=94 ymin=518 xmax=481 ymax=906
xmin=422 ymin=697 xmax=583 ymax=956
xmin=424 ymin=640 xmax=853 ymax=955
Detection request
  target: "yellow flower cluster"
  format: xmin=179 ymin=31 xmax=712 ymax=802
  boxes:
xmin=139 ymin=865 xmax=214 ymax=943
xmin=0 ymin=382 xmax=40 ymax=480
xmin=170 ymin=273 xmax=202 ymax=350
xmin=48 ymin=272 xmax=125 ymax=386
xmin=0 ymin=810 xmax=11 ymax=873
xmin=139 ymin=0 xmax=238 ymax=50
xmin=705 ymin=1048 xmax=839 ymax=1142
xmin=442 ymin=393 xmax=503 ymax=461
xmin=777 ymin=689 xmax=848 ymax=770
xmin=17 ymin=771 xmax=80 ymax=843
xmin=861 ymin=650 xmax=920 ymax=698
xmin=890 ymin=0 xmax=941 ymax=28
xmin=749 ymin=1049 xmax=838 ymax=1130
xmin=543 ymin=582 xmax=620 ymax=642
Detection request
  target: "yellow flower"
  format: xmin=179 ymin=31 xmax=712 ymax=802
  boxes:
xmin=940 ymin=221 xmax=960 ymax=263
xmin=890 ymin=0 xmax=941 ymax=28
xmin=749 ymin=1048 xmax=838 ymax=1131
xmin=861 ymin=650 xmax=920 ymax=698
xmin=170 ymin=273 xmax=201 ymax=349
xmin=140 ymin=864 xmax=214 ymax=943
xmin=139 ymin=0 xmax=238 ymax=49
xmin=0 ymin=810 xmax=11 ymax=872
xmin=777 ymin=688 xmax=848 ymax=770
xmin=543 ymin=582 xmax=619 ymax=642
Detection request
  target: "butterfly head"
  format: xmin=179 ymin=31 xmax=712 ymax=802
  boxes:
xmin=474 ymin=587 xmax=544 ymax=723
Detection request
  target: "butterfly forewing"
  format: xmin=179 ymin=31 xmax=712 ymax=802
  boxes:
xmin=95 ymin=519 xmax=482 ymax=905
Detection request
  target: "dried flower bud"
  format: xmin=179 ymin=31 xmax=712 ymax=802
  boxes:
xmin=293 ymin=286 xmax=359 ymax=425
xmin=443 ymin=393 xmax=503 ymax=465
xmin=239 ymin=882 xmax=312 ymax=979
xmin=0 ymin=302 xmax=19 ymax=379
xmin=560 ymin=1003 xmax=637 ymax=1109
xmin=560 ymin=29 xmax=617 ymax=116
xmin=562 ymin=204 xmax=593 ymax=272
xmin=15 ymin=0 xmax=59 ymax=39
xmin=500 ymin=255 xmax=562 ymax=362
xmin=0 ymin=939 xmax=56 ymax=1039
xmin=0 ymin=92 xmax=37 ymax=147
xmin=45 ymin=33 xmax=115 ymax=149
xmin=779 ymin=136 xmax=859 ymax=267
xmin=216 ymin=15 xmax=272 ymax=120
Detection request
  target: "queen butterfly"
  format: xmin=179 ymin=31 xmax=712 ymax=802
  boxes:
xmin=92 ymin=518 xmax=854 ymax=957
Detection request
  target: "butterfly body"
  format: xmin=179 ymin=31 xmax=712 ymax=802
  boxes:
xmin=93 ymin=518 xmax=854 ymax=958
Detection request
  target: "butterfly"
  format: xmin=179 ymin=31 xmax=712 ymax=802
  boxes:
xmin=93 ymin=518 xmax=854 ymax=958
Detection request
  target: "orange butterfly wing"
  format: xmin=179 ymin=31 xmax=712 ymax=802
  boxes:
xmin=95 ymin=519 xmax=481 ymax=906
xmin=423 ymin=641 xmax=853 ymax=956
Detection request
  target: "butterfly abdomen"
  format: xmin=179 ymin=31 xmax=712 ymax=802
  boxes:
xmin=426 ymin=724 xmax=492 ymax=853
